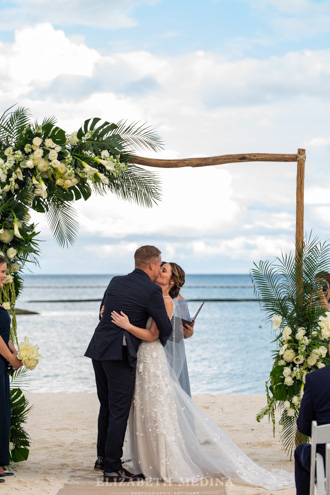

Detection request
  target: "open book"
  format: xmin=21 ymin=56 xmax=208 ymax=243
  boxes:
xmin=181 ymin=301 xmax=205 ymax=326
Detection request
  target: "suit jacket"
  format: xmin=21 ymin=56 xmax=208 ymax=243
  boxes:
xmin=85 ymin=269 xmax=172 ymax=367
xmin=297 ymin=365 xmax=330 ymax=453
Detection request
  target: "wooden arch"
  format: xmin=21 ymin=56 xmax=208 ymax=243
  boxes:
xmin=130 ymin=149 xmax=306 ymax=255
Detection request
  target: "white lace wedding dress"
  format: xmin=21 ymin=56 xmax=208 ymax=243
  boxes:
xmin=124 ymin=316 xmax=294 ymax=490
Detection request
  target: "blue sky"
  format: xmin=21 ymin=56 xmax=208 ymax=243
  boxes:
xmin=1 ymin=0 xmax=330 ymax=274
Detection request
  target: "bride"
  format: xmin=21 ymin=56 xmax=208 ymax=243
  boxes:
xmin=110 ymin=262 xmax=294 ymax=490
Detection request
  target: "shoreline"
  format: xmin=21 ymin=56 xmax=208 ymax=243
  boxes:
xmin=2 ymin=393 xmax=295 ymax=495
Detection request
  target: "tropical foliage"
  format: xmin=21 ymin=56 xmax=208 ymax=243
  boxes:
xmin=251 ymin=235 xmax=330 ymax=458
xmin=9 ymin=368 xmax=31 ymax=463
xmin=0 ymin=105 xmax=162 ymax=343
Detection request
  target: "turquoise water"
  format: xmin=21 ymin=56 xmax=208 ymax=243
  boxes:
xmin=15 ymin=274 xmax=274 ymax=394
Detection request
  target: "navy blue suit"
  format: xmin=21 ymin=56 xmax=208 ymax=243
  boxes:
xmin=85 ymin=269 xmax=172 ymax=472
xmin=295 ymin=366 xmax=330 ymax=495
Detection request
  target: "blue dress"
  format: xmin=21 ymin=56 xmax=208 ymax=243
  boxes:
xmin=165 ymin=297 xmax=192 ymax=396
xmin=0 ymin=306 xmax=11 ymax=466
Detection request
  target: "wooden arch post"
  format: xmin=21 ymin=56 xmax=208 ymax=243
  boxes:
xmin=130 ymin=149 xmax=306 ymax=257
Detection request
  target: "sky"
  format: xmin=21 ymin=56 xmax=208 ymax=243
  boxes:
xmin=1 ymin=0 xmax=330 ymax=274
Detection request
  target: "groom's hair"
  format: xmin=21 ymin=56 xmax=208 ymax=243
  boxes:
xmin=135 ymin=245 xmax=161 ymax=268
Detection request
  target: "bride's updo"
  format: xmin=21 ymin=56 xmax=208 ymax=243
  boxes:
xmin=168 ymin=262 xmax=185 ymax=299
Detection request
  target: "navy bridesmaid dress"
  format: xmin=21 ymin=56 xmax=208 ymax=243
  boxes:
xmin=0 ymin=306 xmax=11 ymax=466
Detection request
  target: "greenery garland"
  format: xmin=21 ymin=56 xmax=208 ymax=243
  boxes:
xmin=251 ymin=234 xmax=330 ymax=458
xmin=0 ymin=105 xmax=163 ymax=463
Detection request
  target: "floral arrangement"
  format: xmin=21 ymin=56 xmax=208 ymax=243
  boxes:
xmin=17 ymin=336 xmax=42 ymax=370
xmin=0 ymin=106 xmax=162 ymax=343
xmin=251 ymin=235 xmax=330 ymax=458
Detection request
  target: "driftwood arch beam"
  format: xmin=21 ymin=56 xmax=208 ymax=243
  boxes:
xmin=130 ymin=148 xmax=306 ymax=254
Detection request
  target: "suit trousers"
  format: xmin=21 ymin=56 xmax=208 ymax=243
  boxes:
xmin=295 ymin=443 xmax=325 ymax=495
xmin=92 ymin=349 xmax=136 ymax=472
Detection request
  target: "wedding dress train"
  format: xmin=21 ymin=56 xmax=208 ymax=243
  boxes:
xmin=125 ymin=337 xmax=294 ymax=490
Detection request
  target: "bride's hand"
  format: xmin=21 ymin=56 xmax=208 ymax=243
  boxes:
xmin=111 ymin=310 xmax=131 ymax=331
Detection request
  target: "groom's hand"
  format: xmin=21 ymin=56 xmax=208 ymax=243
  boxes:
xmin=100 ymin=305 xmax=105 ymax=318
xmin=183 ymin=322 xmax=194 ymax=339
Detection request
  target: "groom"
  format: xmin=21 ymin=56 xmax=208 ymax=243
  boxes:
xmin=85 ymin=245 xmax=172 ymax=482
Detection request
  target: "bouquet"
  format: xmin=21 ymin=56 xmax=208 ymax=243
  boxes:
xmin=17 ymin=336 xmax=42 ymax=370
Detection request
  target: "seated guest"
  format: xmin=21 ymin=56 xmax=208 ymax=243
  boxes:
xmin=295 ymin=342 xmax=330 ymax=495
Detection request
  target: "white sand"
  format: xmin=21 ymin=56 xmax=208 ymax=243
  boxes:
xmin=2 ymin=393 xmax=295 ymax=495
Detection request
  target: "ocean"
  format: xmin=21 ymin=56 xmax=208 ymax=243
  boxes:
xmin=16 ymin=273 xmax=275 ymax=395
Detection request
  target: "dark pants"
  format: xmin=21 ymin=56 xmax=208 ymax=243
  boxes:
xmin=295 ymin=443 xmax=325 ymax=495
xmin=92 ymin=349 xmax=136 ymax=473
xmin=0 ymin=359 xmax=10 ymax=466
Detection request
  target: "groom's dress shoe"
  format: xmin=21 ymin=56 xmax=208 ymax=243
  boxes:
xmin=94 ymin=456 xmax=104 ymax=471
xmin=0 ymin=472 xmax=14 ymax=477
xmin=103 ymin=467 xmax=145 ymax=482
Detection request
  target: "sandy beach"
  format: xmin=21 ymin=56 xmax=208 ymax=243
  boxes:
xmin=2 ymin=393 xmax=295 ymax=495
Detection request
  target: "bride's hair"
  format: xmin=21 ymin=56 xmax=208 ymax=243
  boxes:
xmin=168 ymin=262 xmax=185 ymax=299
xmin=0 ymin=255 xmax=6 ymax=266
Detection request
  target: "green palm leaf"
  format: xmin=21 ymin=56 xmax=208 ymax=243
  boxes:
xmin=113 ymin=120 xmax=164 ymax=153
xmin=99 ymin=164 xmax=162 ymax=207
xmin=0 ymin=106 xmax=31 ymax=146
xmin=46 ymin=198 xmax=79 ymax=248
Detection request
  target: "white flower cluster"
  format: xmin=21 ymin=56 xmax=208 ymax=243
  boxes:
xmin=271 ymin=314 xmax=330 ymax=416
xmin=17 ymin=336 xmax=42 ymax=370
xmin=318 ymin=312 xmax=330 ymax=339
xmin=0 ymin=128 xmax=127 ymax=200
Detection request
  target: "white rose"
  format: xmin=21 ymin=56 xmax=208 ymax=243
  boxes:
xmin=48 ymin=150 xmax=58 ymax=161
xmin=101 ymin=150 xmax=110 ymax=158
xmin=319 ymin=346 xmax=328 ymax=358
xmin=58 ymin=163 xmax=67 ymax=174
xmin=55 ymin=146 xmax=61 ymax=153
xmin=283 ymin=349 xmax=296 ymax=362
xmin=318 ymin=362 xmax=326 ymax=369
xmin=69 ymin=132 xmax=79 ymax=145
xmin=292 ymin=396 xmax=299 ymax=405
xmin=284 ymin=401 xmax=290 ymax=410
xmin=271 ymin=315 xmax=282 ymax=330
xmin=34 ymin=149 xmax=43 ymax=159
xmin=7 ymin=247 xmax=17 ymax=260
xmin=11 ymin=262 xmax=20 ymax=273
xmin=284 ymin=376 xmax=294 ymax=386
xmin=37 ymin=159 xmax=50 ymax=173
xmin=282 ymin=326 xmax=292 ymax=341
xmin=278 ymin=359 xmax=286 ymax=366
xmin=283 ymin=367 xmax=292 ymax=377
xmin=0 ymin=230 xmax=14 ymax=244
xmin=307 ymin=355 xmax=318 ymax=367
xmin=32 ymin=137 xmax=42 ymax=146
xmin=279 ymin=344 xmax=287 ymax=355
xmin=2 ymin=302 xmax=10 ymax=310
xmin=45 ymin=138 xmax=55 ymax=148
xmin=56 ymin=179 xmax=64 ymax=186
xmin=51 ymin=160 xmax=60 ymax=168
xmin=4 ymin=274 xmax=13 ymax=284
xmin=287 ymin=408 xmax=295 ymax=417
xmin=296 ymin=328 xmax=306 ymax=340
xmin=25 ymin=160 xmax=34 ymax=169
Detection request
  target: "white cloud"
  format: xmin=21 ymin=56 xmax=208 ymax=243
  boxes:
xmin=188 ymin=234 xmax=293 ymax=260
xmin=2 ymin=22 xmax=330 ymax=272
xmin=0 ymin=0 xmax=153 ymax=30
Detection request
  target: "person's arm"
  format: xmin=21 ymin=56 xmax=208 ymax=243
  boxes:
xmin=147 ymin=288 xmax=173 ymax=345
xmin=0 ymin=336 xmax=22 ymax=370
xmin=297 ymin=374 xmax=314 ymax=437
xmin=111 ymin=297 xmax=174 ymax=343
xmin=8 ymin=340 xmax=18 ymax=356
